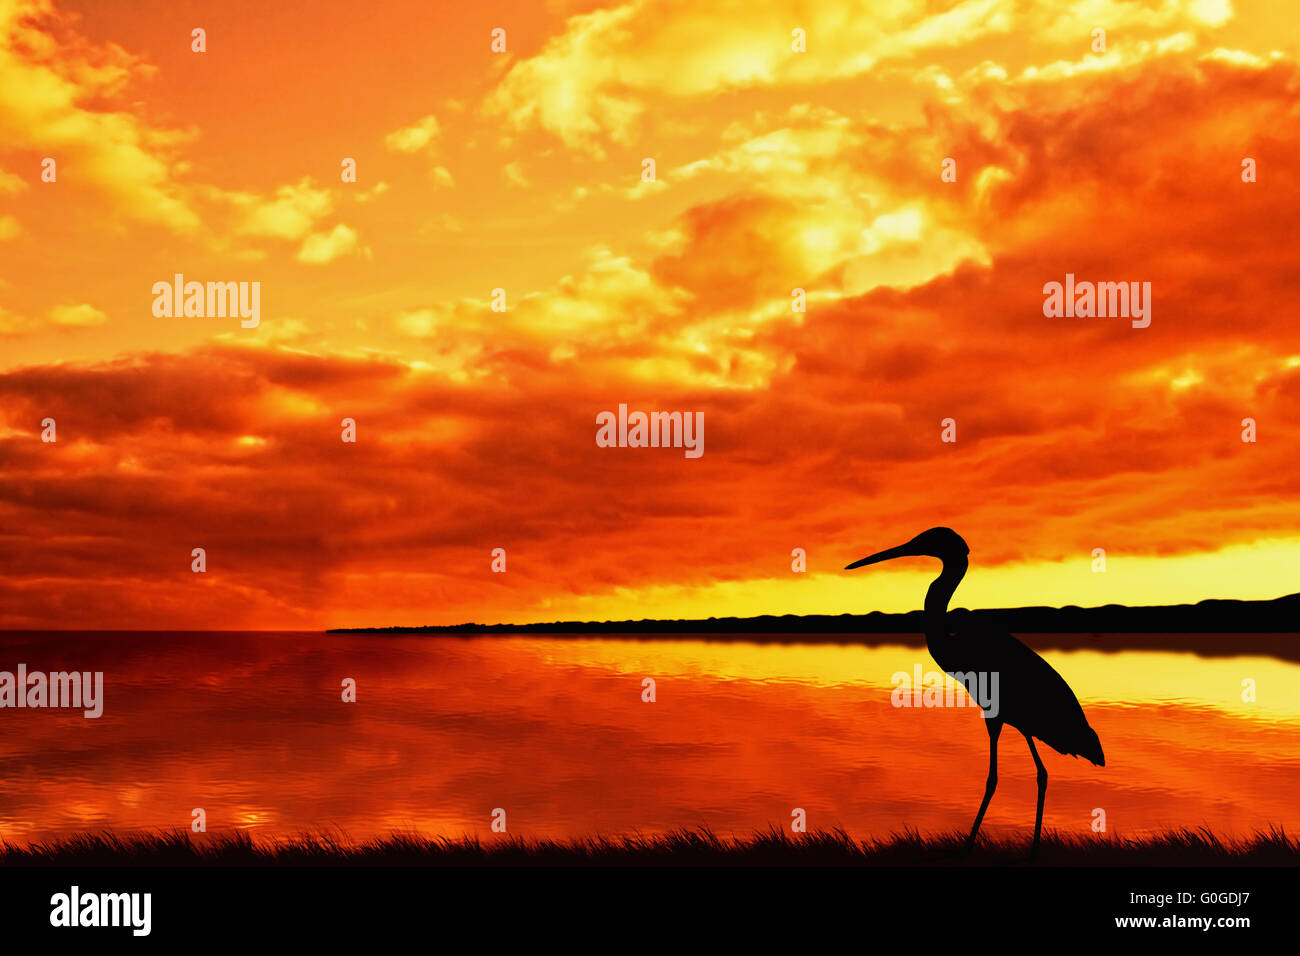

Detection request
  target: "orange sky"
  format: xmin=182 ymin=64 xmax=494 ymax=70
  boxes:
xmin=1 ymin=0 xmax=1299 ymax=629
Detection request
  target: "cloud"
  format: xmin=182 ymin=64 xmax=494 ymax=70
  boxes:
xmin=484 ymin=0 xmax=1242 ymax=150
xmin=482 ymin=0 xmax=1013 ymax=149
xmin=352 ymin=181 xmax=390 ymax=202
xmin=0 ymin=6 xmax=363 ymax=263
xmin=0 ymin=0 xmax=202 ymax=231
xmin=48 ymin=303 xmax=107 ymax=327
xmin=2 ymin=301 xmax=108 ymax=335
xmin=0 ymin=304 xmax=29 ymax=336
xmin=296 ymin=223 xmax=366 ymax=264
xmin=502 ymin=161 xmax=529 ymax=187
xmin=0 ymin=167 xmax=26 ymax=195
xmin=384 ymin=113 xmax=440 ymax=153
xmin=229 ymin=178 xmax=335 ymax=241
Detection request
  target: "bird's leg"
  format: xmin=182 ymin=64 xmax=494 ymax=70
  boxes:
xmin=964 ymin=719 xmax=1001 ymax=852
xmin=1026 ymin=734 xmax=1048 ymax=859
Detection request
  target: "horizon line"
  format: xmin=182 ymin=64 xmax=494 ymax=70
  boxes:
xmin=3 ymin=589 xmax=1297 ymax=634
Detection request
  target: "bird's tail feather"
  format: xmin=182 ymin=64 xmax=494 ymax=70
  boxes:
xmin=1079 ymin=726 xmax=1105 ymax=766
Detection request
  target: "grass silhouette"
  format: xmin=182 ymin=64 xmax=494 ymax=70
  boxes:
xmin=1 ymin=826 xmax=1295 ymax=866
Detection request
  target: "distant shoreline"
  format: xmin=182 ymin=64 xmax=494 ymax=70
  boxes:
xmin=330 ymin=593 xmax=1300 ymax=637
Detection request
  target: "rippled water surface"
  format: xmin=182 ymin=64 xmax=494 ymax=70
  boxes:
xmin=0 ymin=631 xmax=1295 ymax=843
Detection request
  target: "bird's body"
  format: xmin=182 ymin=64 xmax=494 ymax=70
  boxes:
xmin=847 ymin=526 xmax=1104 ymax=855
xmin=927 ymin=628 xmax=1105 ymax=766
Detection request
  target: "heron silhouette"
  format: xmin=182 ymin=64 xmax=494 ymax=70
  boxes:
xmin=846 ymin=527 xmax=1104 ymax=856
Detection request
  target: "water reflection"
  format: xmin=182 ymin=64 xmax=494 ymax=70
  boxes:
xmin=0 ymin=632 xmax=1294 ymax=843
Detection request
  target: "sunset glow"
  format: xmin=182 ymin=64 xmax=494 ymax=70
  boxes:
xmin=2 ymin=0 xmax=1298 ymax=628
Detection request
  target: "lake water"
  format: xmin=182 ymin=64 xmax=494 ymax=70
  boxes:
xmin=0 ymin=631 xmax=1296 ymax=844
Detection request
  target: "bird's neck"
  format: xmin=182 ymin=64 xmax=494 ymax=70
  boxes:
xmin=923 ymin=556 xmax=968 ymax=643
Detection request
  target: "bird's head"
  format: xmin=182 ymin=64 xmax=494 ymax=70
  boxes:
xmin=844 ymin=527 xmax=969 ymax=570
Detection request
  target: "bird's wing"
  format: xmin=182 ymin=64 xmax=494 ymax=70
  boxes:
xmin=945 ymin=630 xmax=1104 ymax=764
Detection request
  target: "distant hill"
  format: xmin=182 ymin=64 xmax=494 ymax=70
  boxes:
xmin=331 ymin=593 xmax=1300 ymax=636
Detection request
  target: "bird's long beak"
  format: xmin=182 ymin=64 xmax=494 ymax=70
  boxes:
xmin=844 ymin=543 xmax=914 ymax=570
